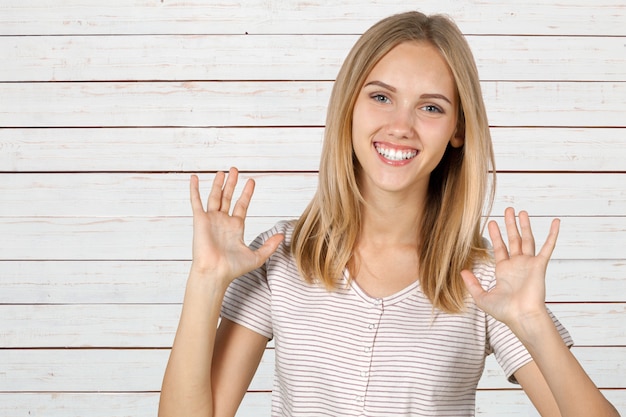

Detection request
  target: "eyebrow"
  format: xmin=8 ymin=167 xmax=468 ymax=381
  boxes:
xmin=364 ymin=80 xmax=452 ymax=105
xmin=420 ymin=93 xmax=452 ymax=105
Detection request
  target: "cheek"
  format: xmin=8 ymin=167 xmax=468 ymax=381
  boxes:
xmin=422 ymin=117 xmax=457 ymax=142
xmin=351 ymin=102 xmax=365 ymax=129
xmin=352 ymin=112 xmax=383 ymax=151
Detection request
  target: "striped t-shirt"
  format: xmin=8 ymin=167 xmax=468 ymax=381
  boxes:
xmin=221 ymin=220 xmax=573 ymax=416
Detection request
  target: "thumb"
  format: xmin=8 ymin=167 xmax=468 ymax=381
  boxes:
xmin=461 ymin=269 xmax=486 ymax=304
xmin=252 ymin=233 xmax=285 ymax=268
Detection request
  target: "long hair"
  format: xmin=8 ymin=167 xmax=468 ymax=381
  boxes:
xmin=291 ymin=11 xmax=495 ymax=313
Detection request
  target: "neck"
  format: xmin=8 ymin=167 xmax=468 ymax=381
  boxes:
xmin=353 ymin=190 xmax=424 ymax=298
xmin=358 ymin=190 xmax=426 ymax=249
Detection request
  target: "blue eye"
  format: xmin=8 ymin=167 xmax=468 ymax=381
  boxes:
xmin=423 ymin=105 xmax=443 ymax=113
xmin=371 ymin=94 xmax=390 ymax=104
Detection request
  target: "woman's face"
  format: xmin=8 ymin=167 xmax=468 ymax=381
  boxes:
xmin=351 ymin=41 xmax=462 ymax=200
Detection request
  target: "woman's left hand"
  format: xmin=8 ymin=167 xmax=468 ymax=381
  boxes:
xmin=461 ymin=207 xmax=561 ymax=328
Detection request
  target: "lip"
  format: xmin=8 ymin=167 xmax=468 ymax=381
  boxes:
xmin=374 ymin=141 xmax=419 ymax=166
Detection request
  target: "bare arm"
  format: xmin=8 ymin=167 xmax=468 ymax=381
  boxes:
xmin=462 ymin=208 xmax=619 ymax=417
xmin=158 ymin=169 xmax=283 ymax=417
xmin=158 ymin=269 xmax=226 ymax=417
xmin=513 ymin=336 xmax=618 ymax=417
xmin=212 ymin=318 xmax=269 ymax=417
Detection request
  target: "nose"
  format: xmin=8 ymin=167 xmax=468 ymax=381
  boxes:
xmin=387 ymin=106 xmax=415 ymax=140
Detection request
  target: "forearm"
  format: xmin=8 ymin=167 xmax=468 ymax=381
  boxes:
xmin=158 ymin=270 xmax=228 ymax=417
xmin=512 ymin=311 xmax=619 ymax=417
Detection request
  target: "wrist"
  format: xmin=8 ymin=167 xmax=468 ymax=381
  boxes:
xmin=187 ymin=265 xmax=231 ymax=297
xmin=508 ymin=308 xmax=557 ymax=349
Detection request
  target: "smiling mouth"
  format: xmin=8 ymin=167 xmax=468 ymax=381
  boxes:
xmin=374 ymin=143 xmax=418 ymax=161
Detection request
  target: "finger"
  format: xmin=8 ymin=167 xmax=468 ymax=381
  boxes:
xmin=220 ymin=167 xmax=239 ymax=214
xmin=537 ymin=218 xmax=560 ymax=261
xmin=488 ymin=219 xmax=509 ymax=261
xmin=232 ymin=178 xmax=255 ymax=219
xmin=252 ymin=233 xmax=285 ymax=268
xmin=207 ymin=171 xmax=226 ymax=211
xmin=461 ymin=269 xmax=487 ymax=307
xmin=189 ymin=175 xmax=204 ymax=214
xmin=504 ymin=207 xmax=522 ymax=256
xmin=518 ymin=210 xmax=536 ymax=255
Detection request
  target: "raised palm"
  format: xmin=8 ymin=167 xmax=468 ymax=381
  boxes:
xmin=461 ymin=208 xmax=560 ymax=328
xmin=189 ymin=168 xmax=284 ymax=286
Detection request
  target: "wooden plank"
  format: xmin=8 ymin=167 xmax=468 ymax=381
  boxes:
xmin=0 ymin=304 xmax=181 ymax=348
xmin=547 ymin=303 xmax=626 ymax=348
xmin=2 ymin=172 xmax=625 ymax=217
xmin=0 ymin=390 xmax=624 ymax=417
xmin=0 ymin=349 xmax=171 ymax=392
xmin=0 ymin=303 xmax=622 ymax=348
xmin=1 ymin=0 xmax=624 ymax=36
xmin=491 ymin=127 xmax=626 ymax=172
xmin=0 ymin=347 xmax=622 ymax=392
xmin=0 ymin=127 xmax=324 ymax=172
xmin=0 ymin=173 xmax=316 ymax=218
xmin=1 ymin=127 xmax=624 ymax=173
xmin=0 ymin=81 xmax=330 ymax=128
xmin=2 ymin=35 xmax=623 ymax=82
xmin=1 ymin=259 xmax=623 ymax=304
xmin=0 ymin=81 xmax=624 ymax=128
xmin=0 ymin=216 xmax=624 ymax=260
xmin=0 ymin=34 xmax=350 ymax=83
xmin=0 ymin=394 xmax=160 ymax=417
xmin=545 ymin=260 xmax=626 ymax=303
xmin=0 ymin=261 xmax=189 ymax=304
xmin=469 ymin=35 xmax=626 ymax=82
xmin=480 ymin=82 xmax=626 ymax=128
xmin=492 ymin=173 xmax=626 ymax=216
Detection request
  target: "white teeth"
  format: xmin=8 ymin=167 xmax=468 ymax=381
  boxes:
xmin=375 ymin=145 xmax=417 ymax=161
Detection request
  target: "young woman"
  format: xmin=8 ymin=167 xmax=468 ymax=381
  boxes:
xmin=158 ymin=11 xmax=619 ymax=417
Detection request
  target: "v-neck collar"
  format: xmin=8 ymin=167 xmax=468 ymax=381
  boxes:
xmin=343 ymin=268 xmax=421 ymax=307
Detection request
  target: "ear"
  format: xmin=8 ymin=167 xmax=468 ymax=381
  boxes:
xmin=450 ymin=129 xmax=465 ymax=148
xmin=451 ymin=108 xmax=465 ymax=148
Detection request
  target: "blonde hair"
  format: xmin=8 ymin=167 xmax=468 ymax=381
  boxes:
xmin=291 ymin=11 xmax=495 ymax=313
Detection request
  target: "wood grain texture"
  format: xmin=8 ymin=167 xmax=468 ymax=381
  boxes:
xmin=1 ymin=35 xmax=623 ymax=82
xmin=1 ymin=0 xmax=624 ymax=36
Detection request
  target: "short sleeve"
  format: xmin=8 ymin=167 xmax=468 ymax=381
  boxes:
xmin=220 ymin=227 xmax=279 ymax=340
xmin=477 ymin=263 xmax=574 ymax=384
xmin=487 ymin=307 xmax=573 ymax=383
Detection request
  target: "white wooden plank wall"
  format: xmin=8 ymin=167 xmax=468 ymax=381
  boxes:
xmin=0 ymin=1 xmax=624 ymax=416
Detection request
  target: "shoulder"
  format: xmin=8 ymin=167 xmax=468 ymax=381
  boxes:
xmin=262 ymin=219 xmax=295 ymax=240
xmin=252 ymin=220 xmax=297 ymax=270
xmin=273 ymin=219 xmax=296 ymax=242
xmin=470 ymin=252 xmax=497 ymax=292
xmin=250 ymin=219 xmax=296 ymax=249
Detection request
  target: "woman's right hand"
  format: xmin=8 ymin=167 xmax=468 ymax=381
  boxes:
xmin=189 ymin=167 xmax=284 ymax=287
